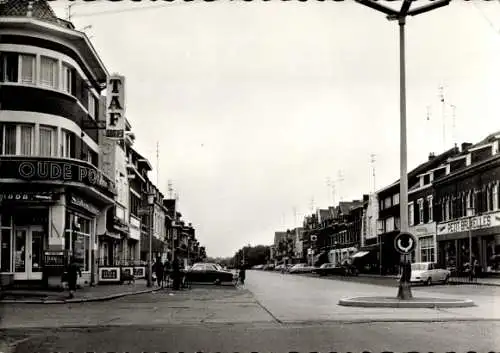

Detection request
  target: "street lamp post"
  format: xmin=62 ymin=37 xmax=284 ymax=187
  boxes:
xmin=146 ymin=193 xmax=155 ymax=288
xmin=467 ymin=206 xmax=475 ymax=279
xmin=355 ymin=0 xmax=450 ymax=298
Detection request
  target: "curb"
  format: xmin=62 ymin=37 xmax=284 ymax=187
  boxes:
xmin=338 ymin=296 xmax=475 ymax=308
xmin=0 ymin=287 xmax=163 ymax=304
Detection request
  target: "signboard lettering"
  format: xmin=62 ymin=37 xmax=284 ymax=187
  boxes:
xmin=0 ymin=192 xmax=55 ymax=203
xmin=0 ymin=157 xmax=115 ymax=195
xmin=101 ymin=269 xmax=118 ymax=279
xmin=105 ymin=75 xmax=125 ymax=139
xmin=98 ymin=267 xmax=122 ymax=282
xmin=437 ymin=212 xmax=500 ymax=235
xmin=70 ymin=195 xmax=100 ymax=215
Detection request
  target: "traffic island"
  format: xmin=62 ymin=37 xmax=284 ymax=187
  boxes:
xmin=338 ymin=296 xmax=475 ymax=308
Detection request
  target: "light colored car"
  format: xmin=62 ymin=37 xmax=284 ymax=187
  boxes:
xmin=289 ymin=263 xmax=314 ymax=274
xmin=410 ymin=262 xmax=450 ymax=285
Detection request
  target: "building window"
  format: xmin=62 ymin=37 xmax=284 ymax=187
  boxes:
xmin=385 ymin=217 xmax=394 ymax=233
xmin=393 ymin=193 xmax=400 ymax=206
xmin=427 ymin=196 xmax=433 ymax=222
xmin=494 ymin=184 xmax=499 ymax=211
xmin=40 ymin=56 xmax=58 ymax=88
xmin=418 ymin=199 xmax=424 ymax=224
xmin=420 ymin=236 xmax=435 ymax=263
xmin=408 ymin=202 xmax=414 ymax=226
xmin=39 ymin=126 xmax=55 ymax=157
xmin=61 ymin=130 xmax=74 ymax=158
xmin=1 ymin=124 xmax=16 ymax=155
xmin=88 ymin=93 xmax=97 ymax=118
xmin=1 ymin=52 xmax=19 ymax=82
xmin=377 ymin=219 xmax=384 ymax=234
xmin=384 ymin=197 xmax=391 ymax=209
xmin=19 ymin=125 xmax=34 ymax=155
xmin=0 ymin=124 xmax=35 ymax=156
xmin=62 ymin=63 xmax=74 ymax=95
xmin=20 ymin=54 xmax=36 ymax=84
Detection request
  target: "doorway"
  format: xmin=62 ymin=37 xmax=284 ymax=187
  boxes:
xmin=13 ymin=226 xmax=44 ymax=281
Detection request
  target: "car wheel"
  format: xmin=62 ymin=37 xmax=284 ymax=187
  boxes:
xmin=425 ymin=278 xmax=432 ymax=286
xmin=214 ymin=278 xmax=221 ymax=285
xmin=443 ymin=275 xmax=449 ymax=284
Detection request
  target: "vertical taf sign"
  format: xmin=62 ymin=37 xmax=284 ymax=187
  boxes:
xmin=105 ymin=75 xmax=125 ymax=139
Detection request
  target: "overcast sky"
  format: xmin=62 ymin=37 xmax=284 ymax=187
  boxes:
xmin=51 ymin=0 xmax=500 ymax=257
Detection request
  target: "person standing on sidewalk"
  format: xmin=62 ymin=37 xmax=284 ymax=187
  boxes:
xmin=67 ymin=256 xmax=82 ymax=299
xmin=239 ymin=261 xmax=246 ymax=285
xmin=172 ymin=255 xmax=181 ymax=290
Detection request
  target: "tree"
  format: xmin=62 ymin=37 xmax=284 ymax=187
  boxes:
xmin=231 ymin=244 xmax=271 ymax=268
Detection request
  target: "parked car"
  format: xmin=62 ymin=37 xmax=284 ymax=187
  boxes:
xmin=313 ymin=263 xmax=345 ymax=276
xmin=185 ymin=262 xmax=236 ymax=285
xmin=409 ymin=262 xmax=450 ymax=285
xmin=289 ymin=263 xmax=314 ymax=274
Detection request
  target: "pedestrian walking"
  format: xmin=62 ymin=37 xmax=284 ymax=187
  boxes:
xmin=172 ymin=255 xmax=181 ymax=290
xmin=153 ymin=257 xmax=164 ymax=288
xmin=66 ymin=256 xmax=82 ymax=299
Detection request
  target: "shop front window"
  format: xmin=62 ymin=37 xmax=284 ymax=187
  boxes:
xmin=67 ymin=214 xmax=92 ymax=272
xmin=1 ymin=229 xmax=12 ymax=272
xmin=420 ymin=236 xmax=435 ymax=263
xmin=485 ymin=237 xmax=500 ymax=273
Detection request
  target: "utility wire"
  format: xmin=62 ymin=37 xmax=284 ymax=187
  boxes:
xmin=473 ymin=1 xmax=500 ymax=36
xmin=68 ymin=0 xmax=213 ymax=19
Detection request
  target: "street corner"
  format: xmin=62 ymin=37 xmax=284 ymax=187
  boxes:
xmin=338 ymin=296 xmax=475 ymax=308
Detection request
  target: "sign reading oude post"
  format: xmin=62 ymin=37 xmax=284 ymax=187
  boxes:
xmin=394 ymin=232 xmax=417 ymax=254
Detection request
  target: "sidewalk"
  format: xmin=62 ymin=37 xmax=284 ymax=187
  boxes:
xmin=358 ymin=273 xmax=500 ymax=286
xmin=0 ymin=279 xmax=162 ymax=304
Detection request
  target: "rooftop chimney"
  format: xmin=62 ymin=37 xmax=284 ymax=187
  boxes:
xmin=428 ymin=152 xmax=436 ymax=161
xmin=461 ymin=142 xmax=473 ymax=152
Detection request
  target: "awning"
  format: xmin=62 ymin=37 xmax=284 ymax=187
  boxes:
xmin=100 ymin=232 xmax=121 ymax=240
xmin=351 ymin=251 xmax=369 ymax=258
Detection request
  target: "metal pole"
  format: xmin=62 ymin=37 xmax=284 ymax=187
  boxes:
xmin=147 ymin=203 xmax=153 ymax=287
xmin=399 ymin=17 xmax=409 ymax=235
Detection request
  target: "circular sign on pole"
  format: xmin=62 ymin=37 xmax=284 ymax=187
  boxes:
xmin=394 ymin=232 xmax=417 ymax=254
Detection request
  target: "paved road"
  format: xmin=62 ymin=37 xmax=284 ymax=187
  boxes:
xmin=245 ymin=270 xmax=500 ymax=322
xmin=2 ymin=273 xmax=499 ymax=352
xmin=4 ymin=321 xmax=499 ymax=353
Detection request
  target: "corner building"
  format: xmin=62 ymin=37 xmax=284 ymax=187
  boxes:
xmin=0 ymin=0 xmax=115 ymax=288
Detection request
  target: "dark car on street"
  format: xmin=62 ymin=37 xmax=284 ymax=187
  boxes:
xmin=313 ymin=263 xmax=345 ymax=276
xmin=185 ymin=262 xmax=237 ymax=285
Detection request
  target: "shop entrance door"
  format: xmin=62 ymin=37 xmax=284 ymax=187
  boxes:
xmin=13 ymin=226 xmax=44 ymax=281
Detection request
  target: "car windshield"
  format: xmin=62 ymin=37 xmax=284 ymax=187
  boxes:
xmin=411 ymin=263 xmax=429 ymax=271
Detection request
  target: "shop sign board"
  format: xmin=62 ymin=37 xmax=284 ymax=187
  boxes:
xmin=0 ymin=157 xmax=115 ymax=195
xmin=394 ymin=232 xmax=417 ymax=254
xmin=69 ymin=195 xmax=100 ymax=215
xmin=121 ymin=266 xmax=146 ymax=279
xmin=105 ymin=75 xmax=125 ymax=139
xmin=409 ymin=222 xmax=436 ymax=237
xmin=0 ymin=191 xmax=56 ymax=203
xmin=98 ymin=267 xmax=121 ymax=282
xmin=437 ymin=211 xmax=500 ymax=235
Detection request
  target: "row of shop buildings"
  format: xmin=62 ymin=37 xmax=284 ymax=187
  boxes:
xmin=0 ymin=0 xmax=206 ymax=288
xmin=271 ymin=132 xmax=500 ymax=277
